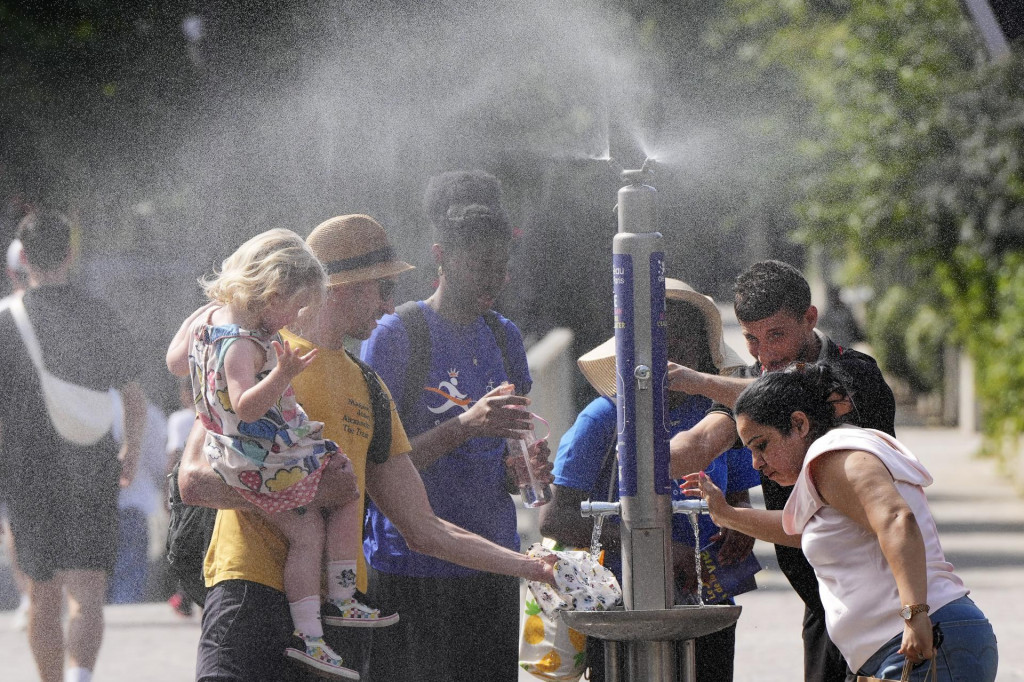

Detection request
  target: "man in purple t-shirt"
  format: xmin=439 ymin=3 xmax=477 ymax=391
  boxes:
xmin=361 ymin=170 xmax=548 ymax=682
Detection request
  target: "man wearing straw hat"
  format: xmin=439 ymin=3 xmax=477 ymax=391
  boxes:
xmin=540 ymin=278 xmax=760 ymax=682
xmin=665 ymin=260 xmax=896 ymax=682
xmin=177 ymin=214 xmax=556 ymax=682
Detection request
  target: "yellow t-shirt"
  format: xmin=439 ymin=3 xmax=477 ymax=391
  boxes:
xmin=203 ymin=329 xmax=411 ymax=594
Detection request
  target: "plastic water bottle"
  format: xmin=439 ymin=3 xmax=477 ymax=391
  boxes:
xmin=507 ymin=417 xmax=552 ymax=508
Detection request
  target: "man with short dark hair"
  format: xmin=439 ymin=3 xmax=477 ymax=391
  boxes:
xmin=666 ymin=259 xmax=895 ymax=682
xmin=360 ymin=171 xmax=540 ymax=682
xmin=0 ymin=210 xmax=146 ymax=682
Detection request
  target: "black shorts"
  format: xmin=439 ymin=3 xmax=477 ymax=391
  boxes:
xmin=6 ymin=458 xmax=120 ymax=582
xmin=197 ymin=580 xmax=372 ymax=682
xmin=366 ymin=568 xmax=520 ymax=682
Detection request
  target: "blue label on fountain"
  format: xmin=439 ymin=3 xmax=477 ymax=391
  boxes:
xmin=651 ymin=251 xmax=670 ymax=495
xmin=613 ymin=253 xmax=636 ymax=497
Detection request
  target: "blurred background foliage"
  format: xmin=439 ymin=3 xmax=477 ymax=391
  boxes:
xmin=2 ymin=0 xmax=1024 ymax=475
xmin=714 ymin=0 xmax=1024 ymax=470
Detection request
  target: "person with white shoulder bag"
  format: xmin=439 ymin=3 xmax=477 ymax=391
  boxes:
xmin=0 ymin=210 xmax=146 ymax=682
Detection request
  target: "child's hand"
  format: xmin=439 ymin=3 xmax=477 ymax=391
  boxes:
xmin=272 ymin=339 xmax=318 ymax=381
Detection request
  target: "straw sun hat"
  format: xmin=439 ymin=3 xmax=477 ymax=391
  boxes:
xmin=307 ymin=214 xmax=414 ymax=286
xmin=577 ymin=278 xmax=748 ymax=398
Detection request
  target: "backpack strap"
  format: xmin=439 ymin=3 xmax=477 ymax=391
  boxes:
xmin=395 ymin=301 xmax=432 ymax=419
xmin=481 ymin=309 xmax=515 ymax=389
xmin=345 ymin=350 xmax=392 ymax=464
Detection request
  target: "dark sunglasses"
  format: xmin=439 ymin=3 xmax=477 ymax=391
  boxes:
xmin=378 ymin=278 xmax=396 ymax=300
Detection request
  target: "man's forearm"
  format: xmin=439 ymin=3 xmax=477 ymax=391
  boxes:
xmin=117 ymin=381 xmax=147 ymax=483
xmin=177 ymin=419 xmax=249 ymax=509
xmin=407 ymin=418 xmax=468 ymax=470
xmin=367 ymin=452 xmax=552 ymax=583
xmin=669 ymin=414 xmax=740 ymax=478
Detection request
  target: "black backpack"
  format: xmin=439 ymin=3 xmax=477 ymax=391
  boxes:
xmin=165 ymin=350 xmax=393 ymax=606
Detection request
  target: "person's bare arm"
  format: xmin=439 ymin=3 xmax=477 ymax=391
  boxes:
xmin=177 ymin=419 xmax=250 ymax=509
xmin=667 ymin=362 xmax=753 ymax=408
xmin=683 ymin=472 xmax=800 ymax=547
xmin=715 ymin=490 xmax=756 ymax=566
xmin=117 ymin=380 xmax=147 ymax=487
xmin=539 ymin=484 xmax=620 ymax=553
xmin=812 ymin=449 xmax=934 ymax=660
xmin=178 ymin=418 xmax=359 ymax=511
xmin=366 ymin=451 xmax=554 ymax=584
xmin=408 ymin=383 xmax=532 ymax=470
xmin=222 ymin=338 xmax=317 ymax=423
xmin=669 ymin=412 xmax=742 ymax=478
xmin=166 ymin=302 xmax=218 ymax=376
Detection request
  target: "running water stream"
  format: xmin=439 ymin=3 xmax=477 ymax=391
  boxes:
xmin=687 ymin=513 xmax=704 ymax=606
xmin=590 ymin=514 xmax=605 ymax=560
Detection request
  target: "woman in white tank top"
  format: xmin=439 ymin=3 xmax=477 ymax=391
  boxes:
xmin=681 ymin=361 xmax=998 ymax=681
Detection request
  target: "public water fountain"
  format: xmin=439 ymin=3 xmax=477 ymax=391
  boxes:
xmin=560 ymin=160 xmax=741 ymax=682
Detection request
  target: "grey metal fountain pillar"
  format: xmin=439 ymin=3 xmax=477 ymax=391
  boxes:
xmin=613 ymin=163 xmax=679 ymax=681
xmin=566 ymin=161 xmax=742 ymax=682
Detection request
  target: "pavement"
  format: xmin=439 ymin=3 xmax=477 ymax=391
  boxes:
xmin=0 ymin=427 xmax=1021 ymax=681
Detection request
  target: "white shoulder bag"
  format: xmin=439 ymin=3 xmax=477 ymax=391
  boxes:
xmin=3 ymin=294 xmax=114 ymax=446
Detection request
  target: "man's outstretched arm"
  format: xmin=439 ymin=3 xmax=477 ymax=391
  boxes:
xmin=669 ymin=412 xmax=743 ymax=479
xmin=366 ymin=451 xmax=554 ymax=584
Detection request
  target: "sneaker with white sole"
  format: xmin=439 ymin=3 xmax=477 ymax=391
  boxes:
xmin=284 ymin=631 xmax=360 ymax=680
xmin=322 ymin=598 xmax=399 ymax=628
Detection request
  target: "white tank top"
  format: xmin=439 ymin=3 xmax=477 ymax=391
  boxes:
xmin=782 ymin=426 xmax=968 ymax=671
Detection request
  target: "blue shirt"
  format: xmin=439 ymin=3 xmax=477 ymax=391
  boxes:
xmin=361 ymin=301 xmax=531 ymax=577
xmin=553 ymin=395 xmax=760 ymax=575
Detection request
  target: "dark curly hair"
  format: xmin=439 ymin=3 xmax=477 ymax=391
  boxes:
xmin=734 ymin=361 xmax=857 ymax=442
xmin=733 ymin=259 xmax=811 ymax=323
xmin=423 ymin=170 xmax=512 ymax=247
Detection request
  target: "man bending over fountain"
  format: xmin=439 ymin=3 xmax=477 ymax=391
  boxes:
xmin=665 ymin=260 xmax=896 ymax=682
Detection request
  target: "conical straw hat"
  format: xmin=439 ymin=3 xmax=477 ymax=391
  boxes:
xmin=578 ymin=278 xmax=748 ymax=398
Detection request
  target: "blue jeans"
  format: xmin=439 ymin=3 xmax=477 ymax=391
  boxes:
xmin=856 ymin=596 xmax=998 ymax=681
xmin=108 ymin=507 xmax=149 ymax=604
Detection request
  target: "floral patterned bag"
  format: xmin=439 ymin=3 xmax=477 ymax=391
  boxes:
xmin=518 ymin=543 xmax=622 ymax=681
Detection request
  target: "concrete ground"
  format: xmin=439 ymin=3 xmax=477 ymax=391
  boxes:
xmin=0 ymin=427 xmax=1021 ymax=681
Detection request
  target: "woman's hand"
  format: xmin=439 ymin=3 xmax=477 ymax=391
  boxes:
xmin=531 ymin=552 xmax=559 ymax=587
xmin=458 ymin=383 xmax=532 ymax=439
xmin=898 ymin=613 xmax=935 ymax=665
xmin=681 ymin=471 xmax=732 ymax=529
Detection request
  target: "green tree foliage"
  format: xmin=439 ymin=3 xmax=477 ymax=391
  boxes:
xmin=716 ymin=0 xmax=1024 ymax=470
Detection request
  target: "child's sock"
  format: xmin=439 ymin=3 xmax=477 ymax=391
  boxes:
xmin=64 ymin=667 xmax=92 ymax=682
xmin=289 ymin=595 xmax=323 ymax=638
xmin=327 ymin=560 xmax=358 ymax=603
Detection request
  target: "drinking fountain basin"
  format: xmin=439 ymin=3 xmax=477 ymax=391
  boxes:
xmin=561 ymin=604 xmax=741 ymax=642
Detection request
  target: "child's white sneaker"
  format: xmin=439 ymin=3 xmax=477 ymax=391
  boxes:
xmin=284 ymin=631 xmax=360 ymax=680
xmin=322 ymin=597 xmax=399 ymax=628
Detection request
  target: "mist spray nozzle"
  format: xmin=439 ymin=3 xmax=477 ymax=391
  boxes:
xmin=616 ymin=156 xmax=657 ymax=185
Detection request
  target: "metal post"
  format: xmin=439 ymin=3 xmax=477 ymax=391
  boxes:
xmin=614 ymin=166 xmax=681 ymax=681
